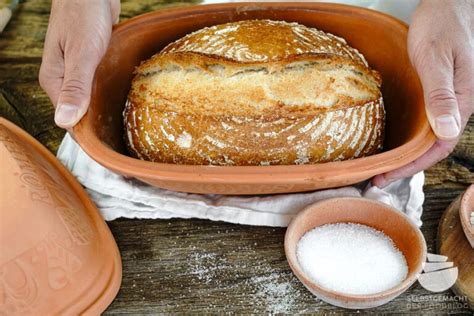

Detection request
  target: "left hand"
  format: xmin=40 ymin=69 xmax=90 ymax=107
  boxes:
xmin=373 ymin=0 xmax=474 ymax=188
xmin=39 ymin=0 xmax=121 ymax=129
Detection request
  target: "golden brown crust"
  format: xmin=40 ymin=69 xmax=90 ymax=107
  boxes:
xmin=124 ymin=19 xmax=385 ymax=166
xmin=124 ymin=97 xmax=384 ymax=165
xmin=160 ymin=20 xmax=369 ymax=65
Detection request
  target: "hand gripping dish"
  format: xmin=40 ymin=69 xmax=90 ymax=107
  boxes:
xmin=0 ymin=118 xmax=121 ymax=314
xmin=124 ymin=20 xmax=385 ymax=165
xmin=73 ymin=2 xmax=436 ymax=195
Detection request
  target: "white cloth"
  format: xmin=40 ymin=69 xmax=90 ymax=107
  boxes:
xmin=57 ymin=134 xmax=424 ymax=227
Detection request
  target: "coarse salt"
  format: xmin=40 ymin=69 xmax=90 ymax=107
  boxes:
xmin=296 ymin=223 xmax=408 ymax=295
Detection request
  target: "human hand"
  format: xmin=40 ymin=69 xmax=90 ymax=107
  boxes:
xmin=373 ymin=0 xmax=473 ymax=188
xmin=39 ymin=0 xmax=120 ymax=129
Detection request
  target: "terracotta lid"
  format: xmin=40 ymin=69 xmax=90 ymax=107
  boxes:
xmin=0 ymin=118 xmax=121 ymax=314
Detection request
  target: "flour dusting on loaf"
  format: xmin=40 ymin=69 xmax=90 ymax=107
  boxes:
xmin=124 ymin=20 xmax=385 ymax=165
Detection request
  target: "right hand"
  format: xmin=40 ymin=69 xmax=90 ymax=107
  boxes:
xmin=39 ymin=0 xmax=120 ymax=129
xmin=373 ymin=0 xmax=473 ymax=187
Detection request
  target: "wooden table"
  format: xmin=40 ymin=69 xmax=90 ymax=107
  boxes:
xmin=1 ymin=1 xmax=472 ymax=314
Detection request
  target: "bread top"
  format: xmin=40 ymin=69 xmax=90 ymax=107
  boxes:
xmin=161 ymin=19 xmax=368 ymax=64
xmin=129 ymin=20 xmax=382 ymax=116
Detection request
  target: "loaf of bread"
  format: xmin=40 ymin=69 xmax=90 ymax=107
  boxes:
xmin=124 ymin=20 xmax=384 ymax=165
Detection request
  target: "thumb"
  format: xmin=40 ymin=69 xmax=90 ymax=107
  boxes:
xmin=416 ymin=51 xmax=461 ymax=141
xmin=425 ymin=87 xmax=461 ymax=141
xmin=54 ymin=51 xmax=101 ymax=128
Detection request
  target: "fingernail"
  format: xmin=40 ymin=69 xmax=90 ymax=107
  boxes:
xmin=55 ymin=104 xmax=79 ymax=127
xmin=435 ymin=115 xmax=460 ymax=139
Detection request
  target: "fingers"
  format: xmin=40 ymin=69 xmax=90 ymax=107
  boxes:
xmin=373 ymin=0 xmax=473 ymax=188
xmin=39 ymin=23 xmax=65 ymax=108
xmin=53 ymin=13 xmax=113 ymax=128
xmin=408 ymin=0 xmax=469 ymax=141
xmin=416 ymin=48 xmax=462 ymax=141
xmin=39 ymin=60 xmax=63 ymax=109
xmin=110 ymin=0 xmax=121 ymax=24
xmin=54 ymin=49 xmax=99 ymax=128
xmin=372 ymin=139 xmax=456 ymax=188
xmin=453 ymin=42 xmax=474 ymax=121
xmin=39 ymin=0 xmax=114 ymax=129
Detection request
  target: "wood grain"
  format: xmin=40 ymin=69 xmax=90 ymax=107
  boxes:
xmin=0 ymin=0 xmax=472 ymax=314
xmin=437 ymin=194 xmax=474 ymax=309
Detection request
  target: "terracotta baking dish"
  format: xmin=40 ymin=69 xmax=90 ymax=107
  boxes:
xmin=284 ymin=197 xmax=427 ymax=309
xmin=73 ymin=2 xmax=435 ymax=195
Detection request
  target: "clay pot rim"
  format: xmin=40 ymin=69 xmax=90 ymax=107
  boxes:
xmin=460 ymin=184 xmax=474 ymax=245
xmin=73 ymin=2 xmax=436 ymax=183
xmin=284 ymin=197 xmax=427 ymax=302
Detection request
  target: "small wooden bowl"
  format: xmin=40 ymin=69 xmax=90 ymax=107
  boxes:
xmin=73 ymin=2 xmax=435 ymax=195
xmin=460 ymin=184 xmax=474 ymax=248
xmin=284 ymin=197 xmax=426 ymax=309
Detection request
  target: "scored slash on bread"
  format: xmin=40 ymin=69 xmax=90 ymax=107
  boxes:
xmin=124 ymin=20 xmax=385 ymax=166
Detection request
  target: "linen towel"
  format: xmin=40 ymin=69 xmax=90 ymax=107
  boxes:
xmin=57 ymin=134 xmax=424 ymax=227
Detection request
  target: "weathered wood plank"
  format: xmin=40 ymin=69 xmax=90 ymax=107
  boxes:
xmin=104 ymin=188 xmax=471 ymax=315
xmin=120 ymin=0 xmax=202 ymax=19
xmin=0 ymin=1 xmax=201 ymax=60
xmin=425 ymin=116 xmax=474 ymax=188
xmin=0 ymin=62 xmax=64 ymax=152
xmin=0 ymin=0 xmax=50 ymax=60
